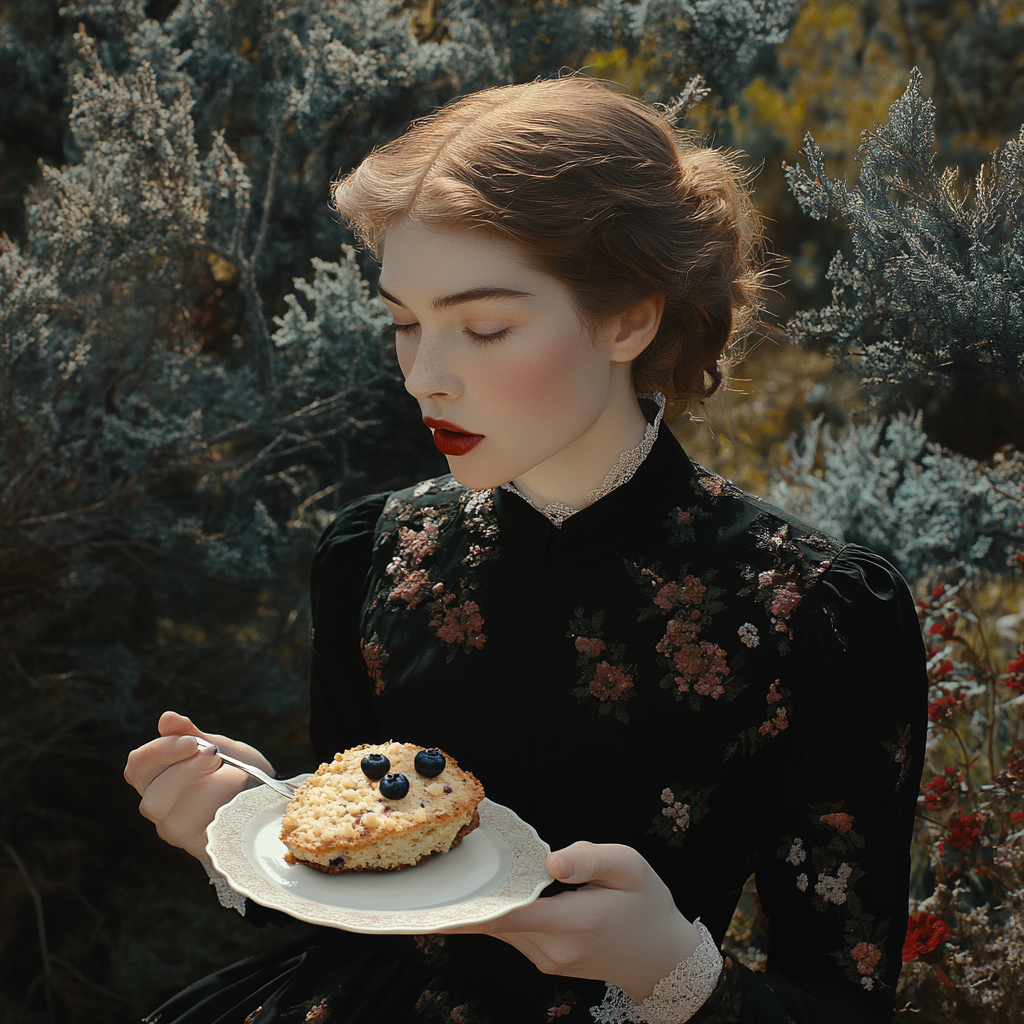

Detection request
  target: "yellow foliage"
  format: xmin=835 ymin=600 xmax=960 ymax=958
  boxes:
xmin=737 ymin=0 xmax=907 ymax=174
xmin=207 ymin=252 xmax=238 ymax=283
xmin=581 ymin=47 xmax=652 ymax=97
xmin=670 ymin=340 xmax=866 ymax=497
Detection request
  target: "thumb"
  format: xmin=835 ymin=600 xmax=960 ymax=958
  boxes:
xmin=546 ymin=841 xmax=647 ymax=890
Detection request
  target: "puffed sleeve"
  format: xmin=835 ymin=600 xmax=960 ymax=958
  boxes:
xmin=692 ymin=544 xmax=929 ymax=1023
xmin=308 ymin=491 xmax=390 ymax=764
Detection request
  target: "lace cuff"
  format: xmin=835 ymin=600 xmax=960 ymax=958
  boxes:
xmin=589 ymin=919 xmax=723 ymax=1024
xmin=206 ymin=868 xmax=247 ymax=915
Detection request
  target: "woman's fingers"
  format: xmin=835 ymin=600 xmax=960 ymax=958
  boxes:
xmin=157 ymin=710 xmax=212 ymax=742
xmin=447 ymin=893 xmax=569 ymax=935
xmin=124 ymin=733 xmax=203 ymax=796
xmin=447 ymin=843 xmax=658 ymax=938
xmin=445 ymin=884 xmax=610 ymax=937
xmin=137 ymin=744 xmax=222 ymax=822
xmin=547 ymin=841 xmax=649 ymax=890
xmin=157 ymin=710 xmax=275 ymax=775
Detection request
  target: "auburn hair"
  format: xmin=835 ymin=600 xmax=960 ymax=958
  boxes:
xmin=331 ymin=75 xmax=765 ymax=418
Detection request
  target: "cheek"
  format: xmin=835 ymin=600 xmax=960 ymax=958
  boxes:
xmin=395 ymin=337 xmax=415 ymax=378
xmin=483 ymin=327 xmax=591 ymax=413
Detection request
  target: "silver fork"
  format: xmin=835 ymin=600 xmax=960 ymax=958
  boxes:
xmin=192 ymin=735 xmax=302 ymax=799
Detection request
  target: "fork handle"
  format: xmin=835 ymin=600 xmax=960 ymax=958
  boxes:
xmin=191 ymin=735 xmax=296 ymax=799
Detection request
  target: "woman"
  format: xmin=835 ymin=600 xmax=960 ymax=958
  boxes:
xmin=125 ymin=76 xmax=928 ymax=1023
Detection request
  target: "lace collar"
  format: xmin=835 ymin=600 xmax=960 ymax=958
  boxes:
xmin=500 ymin=393 xmax=666 ymax=528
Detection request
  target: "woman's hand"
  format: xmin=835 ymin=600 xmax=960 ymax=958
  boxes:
xmin=442 ymin=841 xmax=703 ymax=1003
xmin=124 ymin=711 xmax=275 ymax=868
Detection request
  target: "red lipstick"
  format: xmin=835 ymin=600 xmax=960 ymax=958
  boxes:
xmin=423 ymin=417 xmax=485 ymax=456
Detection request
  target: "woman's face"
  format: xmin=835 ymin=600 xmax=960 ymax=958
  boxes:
xmin=377 ymin=220 xmax=636 ymax=491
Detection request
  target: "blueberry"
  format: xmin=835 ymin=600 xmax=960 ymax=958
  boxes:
xmin=329 ymin=855 xmax=345 ymax=868
xmin=443 ymin=785 xmax=452 ymax=794
xmin=378 ymin=773 xmax=410 ymax=799
xmin=414 ymin=748 xmax=446 ymax=778
xmin=360 ymin=753 xmax=390 ymax=780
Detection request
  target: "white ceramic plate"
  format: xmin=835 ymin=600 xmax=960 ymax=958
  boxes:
xmin=206 ymin=781 xmax=553 ymax=933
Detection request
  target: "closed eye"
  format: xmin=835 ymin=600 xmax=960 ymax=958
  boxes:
xmin=383 ymin=322 xmax=419 ymax=339
xmin=384 ymin=323 xmax=512 ymax=344
xmin=464 ymin=326 xmax=512 ymax=343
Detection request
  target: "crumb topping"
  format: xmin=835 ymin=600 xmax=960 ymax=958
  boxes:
xmin=280 ymin=741 xmax=481 ymax=850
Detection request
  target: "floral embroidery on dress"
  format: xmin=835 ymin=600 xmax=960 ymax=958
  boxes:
xmin=414 ymin=985 xmax=488 ymax=1023
xmin=360 ymin=633 xmax=389 ymax=694
xmin=777 ymin=804 xmax=892 ymax=992
xmin=690 ymin=464 xmax=746 ymax=505
xmin=384 ymin=513 xmax=440 ymax=610
xmin=649 ymin=783 xmax=719 ymax=847
xmin=724 ymin=678 xmax=793 ymax=760
xmin=463 ymin=489 xmax=500 ymax=540
xmin=303 ymin=999 xmax=329 ymax=1023
xmin=543 ymin=990 xmax=578 ymax=1020
xmin=430 ymin=588 xmax=486 ymax=655
xmin=881 ymin=722 xmax=914 ymax=790
xmin=737 ymin=518 xmax=842 ymax=656
xmin=414 ymin=933 xmax=447 ymax=963
xmin=630 ymin=560 xmax=747 ymax=709
xmin=737 ymin=622 xmax=760 ymax=647
xmin=663 ymin=503 xmax=709 ymax=545
xmin=567 ymin=608 xmax=635 ymax=723
xmin=368 ymin=480 xmax=499 ymax=669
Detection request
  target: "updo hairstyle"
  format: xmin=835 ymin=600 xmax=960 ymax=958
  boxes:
xmin=331 ymin=75 xmax=764 ymax=418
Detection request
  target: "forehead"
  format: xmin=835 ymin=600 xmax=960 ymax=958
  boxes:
xmin=378 ymin=220 xmax=546 ymax=297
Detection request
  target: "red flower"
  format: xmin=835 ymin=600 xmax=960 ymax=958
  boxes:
xmin=928 ymin=619 xmax=955 ymax=639
xmin=928 ymin=691 xmax=965 ymax=723
xmin=921 ymin=768 xmax=963 ymax=811
xmin=942 ymin=811 xmax=987 ymax=853
xmin=928 ymin=658 xmax=955 ymax=682
xmin=1006 ymin=647 xmax=1024 ymax=692
xmin=931 ymin=585 xmax=946 ymax=599
xmin=902 ymin=912 xmax=950 ymax=962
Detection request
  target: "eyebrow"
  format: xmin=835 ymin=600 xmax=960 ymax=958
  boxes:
xmin=376 ymin=283 xmax=533 ymax=311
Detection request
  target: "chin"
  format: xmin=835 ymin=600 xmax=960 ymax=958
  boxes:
xmin=446 ymin=460 xmax=508 ymax=492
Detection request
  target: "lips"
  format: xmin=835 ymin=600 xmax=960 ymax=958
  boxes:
xmin=423 ymin=417 xmax=485 ymax=456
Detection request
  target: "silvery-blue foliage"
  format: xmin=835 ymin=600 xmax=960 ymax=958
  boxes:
xmin=784 ymin=68 xmax=1024 ymax=392
xmin=766 ymin=412 xmax=1024 ymax=584
xmin=471 ymin=0 xmax=798 ymax=99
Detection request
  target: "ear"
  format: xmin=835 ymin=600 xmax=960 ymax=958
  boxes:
xmin=609 ymin=293 xmax=665 ymax=363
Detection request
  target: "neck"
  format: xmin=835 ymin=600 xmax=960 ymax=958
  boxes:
xmin=510 ymin=373 xmax=650 ymax=510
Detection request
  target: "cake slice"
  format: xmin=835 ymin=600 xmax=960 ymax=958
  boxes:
xmin=279 ymin=741 xmax=485 ymax=872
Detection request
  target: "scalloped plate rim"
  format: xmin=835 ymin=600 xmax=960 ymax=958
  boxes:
xmin=207 ymin=783 xmax=553 ymax=934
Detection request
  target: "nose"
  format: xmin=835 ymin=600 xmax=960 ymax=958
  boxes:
xmin=400 ymin=331 xmax=461 ymax=402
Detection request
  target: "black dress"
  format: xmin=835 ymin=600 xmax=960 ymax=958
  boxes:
xmin=148 ymin=424 xmax=928 ymax=1024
